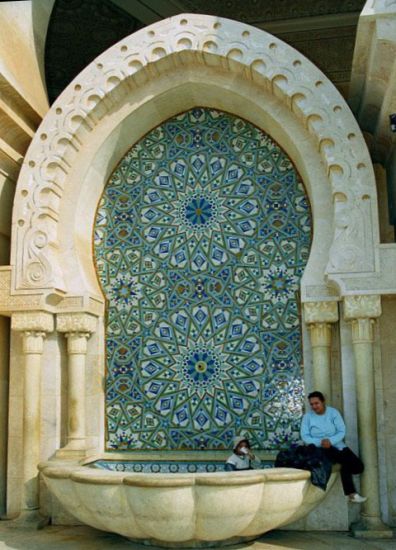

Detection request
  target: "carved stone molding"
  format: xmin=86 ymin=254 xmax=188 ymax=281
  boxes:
xmin=11 ymin=13 xmax=377 ymax=294
xmin=56 ymin=312 xmax=97 ymax=334
xmin=0 ymin=266 xmax=105 ymax=316
xmin=11 ymin=311 xmax=54 ymax=333
xmin=304 ymin=301 xmax=339 ymax=324
xmin=344 ymin=295 xmax=382 ymax=320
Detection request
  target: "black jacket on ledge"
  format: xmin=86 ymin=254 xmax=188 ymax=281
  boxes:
xmin=275 ymin=444 xmax=333 ymax=491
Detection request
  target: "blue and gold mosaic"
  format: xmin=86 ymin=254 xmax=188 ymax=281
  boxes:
xmin=94 ymin=108 xmax=312 ymax=451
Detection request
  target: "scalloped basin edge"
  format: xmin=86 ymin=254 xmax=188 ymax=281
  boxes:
xmin=39 ymin=461 xmax=337 ymax=547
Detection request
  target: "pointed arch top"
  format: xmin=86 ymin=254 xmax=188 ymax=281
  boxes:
xmin=11 ymin=13 xmax=379 ymax=301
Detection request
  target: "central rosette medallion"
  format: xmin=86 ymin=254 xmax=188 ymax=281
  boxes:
xmin=175 ymin=344 xmax=228 ymax=397
xmin=178 ymin=191 xmax=220 ymax=234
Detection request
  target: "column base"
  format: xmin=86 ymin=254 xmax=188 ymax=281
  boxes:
xmin=55 ymin=447 xmax=86 ymax=459
xmin=0 ymin=510 xmax=49 ymax=529
xmin=351 ymin=517 xmax=393 ymax=539
xmin=55 ymin=439 xmax=86 ymax=458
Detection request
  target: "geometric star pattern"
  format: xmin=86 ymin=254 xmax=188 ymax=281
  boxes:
xmin=94 ymin=108 xmax=312 ymax=451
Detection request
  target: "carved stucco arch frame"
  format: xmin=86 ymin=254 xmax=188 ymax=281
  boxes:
xmin=11 ymin=13 xmax=380 ymax=306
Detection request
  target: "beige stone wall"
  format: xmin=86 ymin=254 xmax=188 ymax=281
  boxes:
xmin=0 ymin=316 xmax=9 ymax=515
xmin=0 ymin=1 xmax=51 ymax=118
xmin=378 ymin=296 xmax=396 ymax=526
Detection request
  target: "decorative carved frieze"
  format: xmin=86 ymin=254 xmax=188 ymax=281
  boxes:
xmin=344 ymin=294 xmax=381 ymax=320
xmin=304 ymin=301 xmax=339 ymax=324
xmin=11 ymin=311 xmax=54 ymax=333
xmin=56 ymin=312 xmax=97 ymax=334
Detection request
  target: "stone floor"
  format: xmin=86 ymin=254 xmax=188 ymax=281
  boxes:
xmin=0 ymin=523 xmax=395 ymax=550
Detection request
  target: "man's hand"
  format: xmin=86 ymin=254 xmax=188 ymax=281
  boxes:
xmin=321 ymin=439 xmax=331 ymax=449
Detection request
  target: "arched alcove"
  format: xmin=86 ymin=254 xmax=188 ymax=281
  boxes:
xmin=94 ymin=106 xmax=312 ymax=451
xmin=10 ymin=13 xmax=378 ymax=302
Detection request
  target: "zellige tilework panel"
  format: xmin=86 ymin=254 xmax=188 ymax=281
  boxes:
xmin=94 ymin=108 xmax=312 ymax=451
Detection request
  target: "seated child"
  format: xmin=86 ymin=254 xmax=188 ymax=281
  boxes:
xmin=225 ymin=435 xmax=261 ymax=471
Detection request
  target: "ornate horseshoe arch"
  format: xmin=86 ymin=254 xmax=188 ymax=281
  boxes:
xmin=10 ymin=13 xmax=379 ymax=305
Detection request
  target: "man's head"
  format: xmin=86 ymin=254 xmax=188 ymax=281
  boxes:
xmin=308 ymin=390 xmax=326 ymax=414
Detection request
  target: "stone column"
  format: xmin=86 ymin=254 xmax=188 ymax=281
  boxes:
xmin=344 ymin=295 xmax=392 ymax=537
xmin=56 ymin=313 xmax=97 ymax=457
xmin=304 ymin=301 xmax=338 ymax=400
xmin=11 ymin=312 xmax=54 ymax=511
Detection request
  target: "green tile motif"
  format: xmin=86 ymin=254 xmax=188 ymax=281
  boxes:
xmin=94 ymin=108 xmax=312 ymax=451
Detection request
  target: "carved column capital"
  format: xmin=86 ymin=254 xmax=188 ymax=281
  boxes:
xmin=304 ymin=301 xmax=338 ymax=324
xmin=351 ymin=318 xmax=376 ymax=344
xmin=11 ymin=311 xmax=54 ymax=333
xmin=65 ymin=332 xmax=91 ymax=355
xmin=344 ymin=295 xmax=381 ymax=320
xmin=22 ymin=332 xmax=47 ymax=354
xmin=57 ymin=312 xmax=97 ymax=334
xmin=308 ymin=323 xmax=332 ymax=347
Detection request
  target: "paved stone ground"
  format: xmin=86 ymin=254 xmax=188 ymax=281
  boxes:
xmin=0 ymin=523 xmax=395 ymax=550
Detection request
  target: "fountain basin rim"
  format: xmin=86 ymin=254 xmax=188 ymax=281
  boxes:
xmin=39 ymin=461 xmax=311 ymax=487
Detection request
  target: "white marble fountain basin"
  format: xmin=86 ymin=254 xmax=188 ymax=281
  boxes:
xmin=40 ymin=461 xmax=336 ymax=547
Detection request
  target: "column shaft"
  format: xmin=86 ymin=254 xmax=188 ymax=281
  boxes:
xmin=66 ymin=333 xmax=88 ymax=449
xmin=309 ymin=322 xmax=332 ymax=399
xmin=22 ymin=331 xmax=45 ymax=510
xmin=56 ymin=313 xmax=97 ymax=457
xmin=344 ymin=295 xmax=391 ymax=536
xmin=351 ymin=319 xmax=381 ymax=522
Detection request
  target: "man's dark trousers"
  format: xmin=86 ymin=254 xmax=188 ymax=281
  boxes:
xmin=324 ymin=446 xmax=364 ymax=495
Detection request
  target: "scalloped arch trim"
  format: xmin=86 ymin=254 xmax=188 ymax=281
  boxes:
xmin=11 ymin=13 xmax=378 ymax=292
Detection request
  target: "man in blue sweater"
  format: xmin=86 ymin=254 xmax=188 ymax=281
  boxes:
xmin=301 ymin=390 xmax=366 ymax=503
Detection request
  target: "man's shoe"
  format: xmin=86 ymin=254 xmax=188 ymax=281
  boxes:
xmin=348 ymin=493 xmax=367 ymax=503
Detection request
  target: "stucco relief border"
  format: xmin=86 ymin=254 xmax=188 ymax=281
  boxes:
xmin=11 ymin=13 xmax=379 ymax=295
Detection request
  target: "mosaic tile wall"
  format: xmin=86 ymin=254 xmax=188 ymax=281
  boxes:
xmin=91 ymin=460 xmax=275 ymax=473
xmin=94 ymin=108 xmax=312 ymax=451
